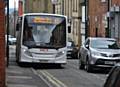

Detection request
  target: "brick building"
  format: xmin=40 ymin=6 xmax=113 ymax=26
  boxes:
xmin=18 ymin=0 xmax=53 ymax=16
xmin=87 ymin=0 xmax=120 ymax=41
xmin=0 ymin=0 xmax=5 ymax=87
xmin=111 ymin=0 xmax=120 ymax=6
xmin=87 ymin=0 xmax=108 ymax=37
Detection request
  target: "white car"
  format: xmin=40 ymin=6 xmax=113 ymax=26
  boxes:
xmin=5 ymin=35 xmax=16 ymax=45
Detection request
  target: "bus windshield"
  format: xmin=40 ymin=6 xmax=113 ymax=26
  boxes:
xmin=23 ymin=15 xmax=66 ymax=49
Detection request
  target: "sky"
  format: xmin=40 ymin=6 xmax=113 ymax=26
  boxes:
xmin=9 ymin=0 xmax=18 ymax=9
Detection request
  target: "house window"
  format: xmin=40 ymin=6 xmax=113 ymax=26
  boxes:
xmin=101 ymin=0 xmax=106 ymax=3
xmin=73 ymin=0 xmax=77 ymax=12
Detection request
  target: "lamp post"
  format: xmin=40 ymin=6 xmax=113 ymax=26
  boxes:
xmin=6 ymin=0 xmax=9 ymax=67
xmin=106 ymin=0 xmax=111 ymax=37
xmin=85 ymin=0 xmax=88 ymax=39
xmin=51 ymin=0 xmax=58 ymax=14
xmin=14 ymin=0 xmax=16 ymax=37
xmin=106 ymin=0 xmax=110 ymax=37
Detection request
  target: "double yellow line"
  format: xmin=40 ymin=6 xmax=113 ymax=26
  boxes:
xmin=39 ymin=70 xmax=67 ymax=87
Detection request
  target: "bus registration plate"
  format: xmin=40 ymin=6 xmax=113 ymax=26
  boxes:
xmin=40 ymin=49 xmax=48 ymax=52
xmin=40 ymin=60 xmax=48 ymax=63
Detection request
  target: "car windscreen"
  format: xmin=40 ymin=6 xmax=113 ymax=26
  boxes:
xmin=91 ymin=39 xmax=120 ymax=49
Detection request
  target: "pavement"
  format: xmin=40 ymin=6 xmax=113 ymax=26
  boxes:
xmin=6 ymin=45 xmax=49 ymax=87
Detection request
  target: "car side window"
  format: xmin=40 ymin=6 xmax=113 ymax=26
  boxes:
xmin=104 ymin=67 xmax=120 ymax=87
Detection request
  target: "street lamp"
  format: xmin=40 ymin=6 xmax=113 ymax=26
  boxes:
xmin=85 ymin=0 xmax=88 ymax=39
xmin=6 ymin=0 xmax=9 ymax=67
xmin=51 ymin=0 xmax=58 ymax=14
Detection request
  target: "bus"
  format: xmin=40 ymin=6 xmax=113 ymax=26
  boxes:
xmin=16 ymin=13 xmax=67 ymax=65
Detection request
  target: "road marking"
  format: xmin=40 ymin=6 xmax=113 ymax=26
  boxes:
xmin=6 ymin=70 xmax=23 ymax=74
xmin=7 ymin=76 xmax=32 ymax=79
xmin=32 ymin=68 xmax=68 ymax=87
xmin=43 ymin=70 xmax=68 ymax=87
xmin=8 ymin=84 xmax=37 ymax=87
xmin=32 ymin=68 xmax=53 ymax=87
xmin=40 ymin=71 xmax=61 ymax=87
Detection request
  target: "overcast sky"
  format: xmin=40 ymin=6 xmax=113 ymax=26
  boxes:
xmin=9 ymin=0 xmax=18 ymax=9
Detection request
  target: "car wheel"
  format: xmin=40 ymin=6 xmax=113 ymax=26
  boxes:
xmin=79 ymin=54 xmax=84 ymax=69
xmin=79 ymin=60 xmax=85 ymax=69
xmin=85 ymin=59 xmax=93 ymax=72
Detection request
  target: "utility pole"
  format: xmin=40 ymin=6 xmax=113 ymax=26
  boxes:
xmin=85 ymin=0 xmax=88 ymax=39
xmin=14 ymin=0 xmax=16 ymax=36
xmin=7 ymin=0 xmax=9 ymax=67
xmin=106 ymin=0 xmax=110 ymax=37
xmin=0 ymin=0 xmax=6 ymax=87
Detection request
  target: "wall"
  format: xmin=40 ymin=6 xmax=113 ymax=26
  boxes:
xmin=24 ymin=0 xmax=53 ymax=13
xmin=88 ymin=0 xmax=108 ymax=37
xmin=0 ymin=0 xmax=5 ymax=87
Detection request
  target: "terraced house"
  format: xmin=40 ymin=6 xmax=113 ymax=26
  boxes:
xmin=18 ymin=0 xmax=53 ymax=14
xmin=55 ymin=0 xmax=82 ymax=48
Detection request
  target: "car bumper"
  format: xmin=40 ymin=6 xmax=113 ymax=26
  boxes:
xmin=89 ymin=56 xmax=120 ymax=67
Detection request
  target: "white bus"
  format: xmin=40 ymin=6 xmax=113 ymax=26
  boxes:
xmin=16 ymin=13 xmax=67 ymax=65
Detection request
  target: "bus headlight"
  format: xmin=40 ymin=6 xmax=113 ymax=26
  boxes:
xmin=24 ymin=50 xmax=33 ymax=57
xmin=56 ymin=51 xmax=65 ymax=57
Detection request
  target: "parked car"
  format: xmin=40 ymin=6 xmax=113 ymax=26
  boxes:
xmin=78 ymin=37 xmax=120 ymax=72
xmin=5 ymin=35 xmax=16 ymax=45
xmin=67 ymin=41 xmax=78 ymax=58
xmin=104 ymin=63 xmax=120 ymax=87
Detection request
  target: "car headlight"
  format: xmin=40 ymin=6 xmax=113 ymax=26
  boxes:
xmin=91 ymin=51 xmax=101 ymax=57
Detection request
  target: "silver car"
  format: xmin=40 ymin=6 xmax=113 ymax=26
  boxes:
xmin=78 ymin=37 xmax=120 ymax=72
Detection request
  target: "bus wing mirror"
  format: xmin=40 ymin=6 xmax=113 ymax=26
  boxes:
xmin=68 ymin=26 xmax=71 ymax=33
xmin=16 ymin=24 xmax=19 ymax=31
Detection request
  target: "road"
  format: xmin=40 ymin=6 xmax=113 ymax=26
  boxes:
xmin=8 ymin=45 xmax=108 ymax=87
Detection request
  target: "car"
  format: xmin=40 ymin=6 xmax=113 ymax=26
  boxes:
xmin=78 ymin=37 xmax=120 ymax=72
xmin=5 ymin=35 xmax=16 ymax=45
xmin=104 ymin=63 xmax=120 ymax=87
xmin=67 ymin=41 xmax=78 ymax=58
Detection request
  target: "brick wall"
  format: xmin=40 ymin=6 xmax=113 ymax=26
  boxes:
xmin=111 ymin=0 xmax=120 ymax=6
xmin=88 ymin=0 xmax=108 ymax=37
xmin=0 ymin=1 xmax=5 ymax=87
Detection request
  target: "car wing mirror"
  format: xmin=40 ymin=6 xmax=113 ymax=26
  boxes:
xmin=16 ymin=23 xmax=19 ymax=31
xmin=85 ymin=44 xmax=89 ymax=49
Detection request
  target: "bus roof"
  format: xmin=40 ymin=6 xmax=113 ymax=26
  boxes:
xmin=21 ymin=13 xmax=67 ymax=18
